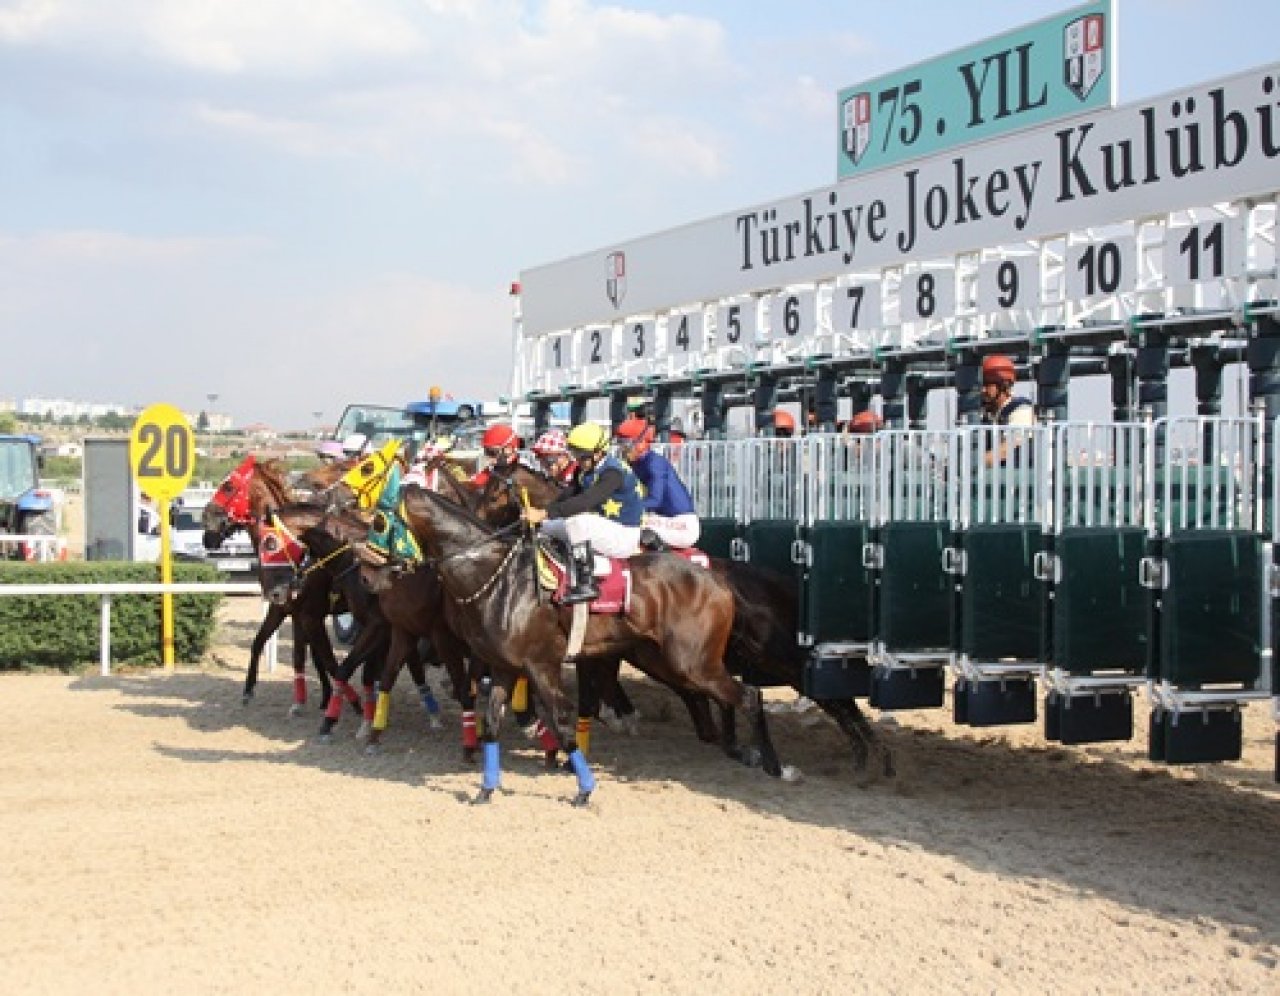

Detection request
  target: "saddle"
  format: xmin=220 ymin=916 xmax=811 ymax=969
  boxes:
xmin=536 ymin=538 xmax=631 ymax=614
xmin=535 ymin=538 xmax=711 ymax=614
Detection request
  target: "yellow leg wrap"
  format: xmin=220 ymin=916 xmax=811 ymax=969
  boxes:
xmin=374 ymin=690 xmax=392 ymax=731
xmin=575 ymin=716 xmax=592 ymax=758
xmin=512 ymin=676 xmax=529 ymax=713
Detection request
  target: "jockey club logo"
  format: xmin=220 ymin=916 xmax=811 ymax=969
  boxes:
xmin=841 ymin=91 xmax=872 ymax=166
xmin=605 ymin=250 xmax=626 ymax=309
xmin=1062 ymin=13 xmax=1105 ymax=101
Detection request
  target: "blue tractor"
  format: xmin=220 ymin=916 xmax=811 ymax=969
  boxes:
xmin=0 ymin=435 xmax=56 ymax=558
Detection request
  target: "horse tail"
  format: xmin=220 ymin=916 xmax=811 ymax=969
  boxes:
xmin=716 ymin=560 xmax=805 ymax=687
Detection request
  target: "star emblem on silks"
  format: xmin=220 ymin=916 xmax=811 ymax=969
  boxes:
xmin=601 ymin=498 xmax=623 ymax=519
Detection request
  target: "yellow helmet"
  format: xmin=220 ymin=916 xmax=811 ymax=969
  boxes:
xmin=566 ymin=422 xmax=609 ymax=455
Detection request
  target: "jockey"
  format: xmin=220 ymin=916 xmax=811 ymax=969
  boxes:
xmin=341 ymin=432 xmax=372 ymax=458
xmin=847 ymin=410 xmax=883 ymax=434
xmin=315 ymin=439 xmax=346 ymax=464
xmin=532 ymin=428 xmax=576 ymax=485
xmin=523 ymin=421 xmax=645 ymax=604
xmin=405 ymin=435 xmax=459 ymax=489
xmin=981 ymin=354 xmax=1035 ymax=467
xmin=772 ymin=409 xmax=796 ymax=438
xmin=472 ymin=423 xmax=521 ymax=489
xmin=614 ymin=416 xmax=699 ymax=550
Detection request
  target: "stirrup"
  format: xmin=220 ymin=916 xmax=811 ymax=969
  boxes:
xmin=561 ymin=581 xmax=599 ymax=606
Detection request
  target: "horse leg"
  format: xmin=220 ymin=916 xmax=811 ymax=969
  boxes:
xmin=289 ymin=614 xmax=312 ymax=717
xmin=679 ymin=690 xmax=720 ymax=744
xmin=472 ymin=671 xmax=509 ymax=805
xmin=523 ymin=661 xmax=593 ymax=807
xmin=593 ymin=657 xmax=640 ymax=736
xmin=814 ymin=699 xmax=871 ymax=771
xmin=405 ymin=638 xmax=442 ymax=728
xmin=243 ymin=603 xmax=287 ymax=707
xmin=316 ymin=621 xmax=369 ymax=741
xmin=367 ymin=629 xmax=414 ymax=753
xmin=743 ymin=683 xmax=783 ymax=778
xmin=835 ymin=698 xmax=895 ymax=778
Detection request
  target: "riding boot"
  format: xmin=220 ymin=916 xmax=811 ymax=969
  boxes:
xmin=562 ymin=541 xmax=600 ymax=605
xmin=639 ymin=527 xmax=668 ymax=552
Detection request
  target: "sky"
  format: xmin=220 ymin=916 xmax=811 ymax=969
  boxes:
xmin=3 ymin=0 xmax=1278 ymax=430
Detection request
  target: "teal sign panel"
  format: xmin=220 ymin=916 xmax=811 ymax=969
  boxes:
xmin=837 ymin=0 xmax=1114 ymax=180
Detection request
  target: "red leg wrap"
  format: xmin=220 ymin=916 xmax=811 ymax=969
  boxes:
xmin=292 ymin=673 xmax=307 ymax=705
xmin=461 ymin=711 xmax=478 ymax=749
xmin=536 ymin=721 xmax=559 ymax=752
xmin=324 ymin=683 xmax=348 ymax=721
xmin=362 ymin=685 xmax=376 ymax=723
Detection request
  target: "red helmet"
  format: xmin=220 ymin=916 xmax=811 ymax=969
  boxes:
xmin=481 ymin=423 xmax=519 ymax=451
xmin=615 ymin=416 xmax=655 ymax=457
xmin=772 ymin=410 xmax=796 ymax=435
xmin=849 ymin=410 xmax=882 ymax=434
xmin=982 ymin=354 xmax=1017 ymax=386
xmin=532 ymin=429 xmax=569 ymax=456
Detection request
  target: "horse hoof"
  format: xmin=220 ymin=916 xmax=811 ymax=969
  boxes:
xmin=288 ymin=703 xmax=304 ymax=718
xmin=738 ymin=746 xmax=763 ymax=768
xmin=462 ymin=747 xmax=478 ymax=764
xmin=364 ymin=742 xmax=383 ymax=757
xmin=781 ymin=765 xmax=804 ymax=783
xmin=622 ymin=715 xmax=640 ymax=737
xmin=544 ymin=750 xmax=561 ymax=771
xmin=598 ymin=705 xmax=623 ymax=732
xmin=355 ymin=721 xmax=372 ymax=741
xmin=427 ymin=716 xmax=443 ymax=732
xmin=316 ymin=733 xmax=334 ymax=746
xmin=520 ymin=722 xmax=540 ymax=742
xmin=570 ymin=791 xmax=592 ymax=808
xmin=471 ymin=787 xmax=494 ymax=806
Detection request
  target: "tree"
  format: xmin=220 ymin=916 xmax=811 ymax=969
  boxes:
xmin=197 ymin=411 xmax=210 ymax=431
xmin=0 ymin=412 xmax=15 ymax=434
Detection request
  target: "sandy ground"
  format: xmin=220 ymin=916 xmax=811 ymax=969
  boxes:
xmin=0 ymin=595 xmax=1277 ymax=995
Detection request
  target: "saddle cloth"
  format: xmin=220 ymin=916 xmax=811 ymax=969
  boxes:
xmin=536 ymin=540 xmax=710 ymax=614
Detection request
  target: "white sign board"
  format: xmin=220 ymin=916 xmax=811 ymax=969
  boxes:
xmin=520 ymin=65 xmax=1280 ymax=338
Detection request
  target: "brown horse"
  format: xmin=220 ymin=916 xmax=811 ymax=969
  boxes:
xmin=380 ymin=483 xmax=782 ymax=806
xmin=479 ymin=462 xmax=892 ymax=776
xmin=202 ymin=457 xmax=398 ymax=721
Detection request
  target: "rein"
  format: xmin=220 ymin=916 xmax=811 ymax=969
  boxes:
xmin=431 ymin=520 xmax=527 ymax=606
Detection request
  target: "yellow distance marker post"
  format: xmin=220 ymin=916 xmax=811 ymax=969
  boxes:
xmin=129 ymin=403 xmax=195 ymax=670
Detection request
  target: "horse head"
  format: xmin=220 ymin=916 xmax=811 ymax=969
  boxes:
xmin=202 ymin=455 xmax=295 ymax=551
xmin=477 ymin=462 xmax=560 ymax=525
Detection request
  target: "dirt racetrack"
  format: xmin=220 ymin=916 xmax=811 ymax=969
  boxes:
xmin=1 ymin=596 xmax=1277 ymax=995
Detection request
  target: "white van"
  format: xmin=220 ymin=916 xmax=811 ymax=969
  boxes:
xmin=135 ymin=491 xmax=257 ymax=577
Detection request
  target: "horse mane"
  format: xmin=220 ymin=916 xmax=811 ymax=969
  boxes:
xmin=253 ymin=458 xmax=296 ymax=506
xmin=407 ymin=482 xmax=499 ymax=535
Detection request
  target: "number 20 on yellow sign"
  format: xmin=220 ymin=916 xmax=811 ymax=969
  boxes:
xmin=129 ymin=403 xmax=196 ymax=670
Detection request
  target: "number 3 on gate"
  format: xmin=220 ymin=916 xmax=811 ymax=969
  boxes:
xmin=130 ymin=403 xmax=195 ymax=501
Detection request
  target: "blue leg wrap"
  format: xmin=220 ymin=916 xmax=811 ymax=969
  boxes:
xmin=482 ymin=741 xmax=501 ymax=791
xmin=418 ymin=684 xmax=440 ymax=715
xmin=567 ymin=749 xmax=596 ymax=794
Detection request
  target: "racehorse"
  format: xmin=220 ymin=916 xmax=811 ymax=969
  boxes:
xmin=202 ymin=457 xmax=419 ymax=723
xmin=479 ymin=461 xmax=892 ymax=776
xmin=384 ymin=482 xmax=783 ymax=806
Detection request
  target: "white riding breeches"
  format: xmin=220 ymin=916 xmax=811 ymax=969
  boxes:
xmin=643 ymin=512 xmax=700 ymax=549
xmin=541 ymin=514 xmax=641 ymax=559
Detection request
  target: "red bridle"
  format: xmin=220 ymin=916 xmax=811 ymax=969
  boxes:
xmin=211 ymin=455 xmax=258 ymax=524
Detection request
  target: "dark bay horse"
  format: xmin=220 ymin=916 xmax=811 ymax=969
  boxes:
xmin=480 ymin=462 xmax=892 ymax=776
xmin=202 ymin=457 xmax=341 ymax=712
xmin=385 ymin=484 xmax=783 ymax=806
xmin=202 ymin=457 xmax=414 ymax=724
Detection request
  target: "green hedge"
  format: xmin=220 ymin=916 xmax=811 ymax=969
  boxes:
xmin=0 ymin=562 xmax=225 ymax=671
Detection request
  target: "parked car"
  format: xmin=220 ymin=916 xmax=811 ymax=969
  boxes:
xmin=170 ymin=497 xmax=258 ymax=578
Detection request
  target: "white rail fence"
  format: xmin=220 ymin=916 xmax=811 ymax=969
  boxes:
xmin=0 ymin=582 xmax=272 ymax=677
